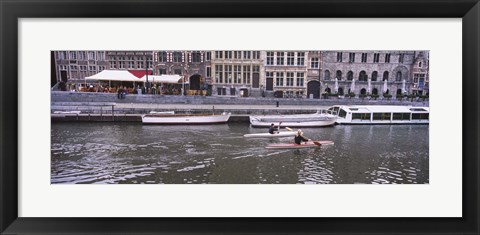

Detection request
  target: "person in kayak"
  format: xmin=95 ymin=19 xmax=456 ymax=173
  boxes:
xmin=268 ymin=122 xmax=282 ymax=134
xmin=294 ymin=129 xmax=311 ymax=144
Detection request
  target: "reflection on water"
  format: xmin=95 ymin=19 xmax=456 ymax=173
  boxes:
xmin=51 ymin=123 xmax=429 ymax=184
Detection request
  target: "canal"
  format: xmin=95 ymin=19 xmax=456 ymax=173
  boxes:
xmin=51 ymin=123 xmax=429 ymax=184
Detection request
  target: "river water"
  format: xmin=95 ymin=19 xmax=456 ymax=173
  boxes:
xmin=51 ymin=123 xmax=429 ymax=184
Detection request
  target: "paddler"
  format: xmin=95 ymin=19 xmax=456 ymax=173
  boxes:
xmin=294 ymin=129 xmax=311 ymax=145
xmin=268 ymin=122 xmax=282 ymax=134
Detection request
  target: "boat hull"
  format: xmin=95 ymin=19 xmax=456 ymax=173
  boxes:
xmin=266 ymin=140 xmax=334 ymax=149
xmin=142 ymin=112 xmax=231 ymax=124
xmin=243 ymin=131 xmax=297 ymax=138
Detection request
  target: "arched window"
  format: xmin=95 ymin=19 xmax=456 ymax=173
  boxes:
xmin=359 ymin=71 xmax=367 ymax=81
xmin=347 ymin=71 xmax=353 ymax=81
xmin=396 ymin=71 xmax=402 ymax=81
xmin=336 ymin=70 xmax=342 ymax=80
xmin=419 ymin=62 xmax=422 ymax=67
xmin=372 ymin=88 xmax=378 ymax=95
xmin=324 ymin=70 xmax=330 ymax=80
xmin=338 ymin=87 xmax=344 ymax=95
xmin=396 ymin=89 xmax=403 ymax=95
xmin=371 ymin=71 xmax=378 ymax=81
xmin=360 ymin=88 xmax=367 ymax=95
xmin=383 ymin=71 xmax=389 ymax=81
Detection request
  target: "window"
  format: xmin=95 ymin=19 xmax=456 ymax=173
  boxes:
xmin=128 ymin=61 xmax=134 ymax=69
xmin=419 ymin=62 xmax=422 ymax=67
xmin=396 ymin=71 xmax=402 ymax=81
xmin=347 ymin=71 xmax=353 ymax=81
xmin=361 ymin=53 xmax=367 ymax=63
xmin=276 ymin=72 xmax=284 ymax=86
xmin=70 ymin=65 xmax=77 ymax=71
xmin=69 ymin=51 xmax=77 ymax=60
xmin=385 ymin=53 xmax=391 ymax=63
xmin=359 ymin=71 xmax=367 ymax=81
xmin=392 ymin=113 xmax=411 ymax=120
xmin=266 ymin=52 xmax=274 ymax=65
xmin=192 ymin=52 xmax=202 ymax=62
xmin=119 ymin=62 xmax=124 ymax=69
xmin=88 ymin=51 xmax=96 ymax=60
xmin=110 ymin=61 xmax=116 ymax=69
xmin=373 ymin=113 xmax=391 ymax=121
xmin=399 ymin=53 xmax=404 ymax=63
xmin=174 ymin=69 xmax=182 ymax=75
xmin=234 ymin=65 xmax=241 ymax=83
xmin=79 ymin=65 xmax=87 ymax=72
xmin=159 ymin=69 xmax=167 ymax=75
xmin=243 ymin=51 xmax=250 ymax=59
xmin=215 ymin=51 xmax=223 ymax=59
xmin=311 ymin=58 xmax=319 ymax=68
xmin=296 ymin=72 xmax=304 ymax=86
xmin=234 ymin=51 xmax=241 ymax=59
xmin=225 ymin=65 xmax=232 ymax=83
xmin=253 ymin=51 xmax=260 ymax=59
xmin=58 ymin=51 xmax=67 ymax=60
xmin=287 ymin=52 xmax=295 ymax=65
xmin=215 ymin=65 xmax=223 ymax=83
xmin=224 ymin=51 xmax=232 ymax=59
xmin=324 ymin=70 xmax=331 ymax=80
xmin=78 ymin=51 xmax=85 ymax=60
xmin=206 ymin=67 xmax=211 ymax=77
xmin=243 ymin=65 xmax=251 ymax=84
xmin=173 ymin=52 xmax=182 ymax=62
xmin=336 ymin=70 xmax=342 ymax=80
xmin=205 ymin=52 xmax=211 ymax=61
xmin=374 ymin=53 xmax=380 ymax=63
xmin=158 ymin=51 xmax=167 ymax=62
xmin=371 ymin=71 xmax=378 ymax=81
xmin=286 ymin=72 xmax=294 ymax=86
xmin=297 ymin=52 xmax=305 ymax=66
xmin=137 ymin=61 xmax=144 ymax=69
xmin=383 ymin=71 xmax=389 ymax=81
xmin=412 ymin=113 xmax=429 ymax=120
xmin=276 ymin=52 xmax=284 ymax=65
xmin=349 ymin=53 xmax=355 ymax=63
xmin=337 ymin=52 xmax=343 ymax=62
xmin=352 ymin=113 xmax=371 ymax=120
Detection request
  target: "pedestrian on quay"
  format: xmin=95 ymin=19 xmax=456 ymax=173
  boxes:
xmin=117 ymin=86 xmax=124 ymax=99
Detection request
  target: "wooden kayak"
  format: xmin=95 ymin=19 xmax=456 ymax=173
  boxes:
xmin=265 ymin=140 xmax=334 ymax=149
xmin=244 ymin=131 xmax=297 ymax=138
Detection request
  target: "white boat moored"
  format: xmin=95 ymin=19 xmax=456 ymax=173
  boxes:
xmin=327 ymin=105 xmax=429 ymax=125
xmin=142 ymin=112 xmax=231 ymax=125
xmin=249 ymin=111 xmax=336 ymax=127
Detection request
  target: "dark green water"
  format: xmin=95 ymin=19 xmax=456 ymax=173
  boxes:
xmin=51 ymin=123 xmax=429 ymax=184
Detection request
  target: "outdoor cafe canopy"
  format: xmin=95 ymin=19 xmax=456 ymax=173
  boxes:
xmin=85 ymin=70 xmax=145 ymax=82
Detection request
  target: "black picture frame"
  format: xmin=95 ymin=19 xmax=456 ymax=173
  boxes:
xmin=1 ymin=0 xmax=478 ymax=234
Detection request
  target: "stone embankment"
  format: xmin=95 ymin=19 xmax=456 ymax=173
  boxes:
xmin=51 ymin=91 xmax=429 ymax=123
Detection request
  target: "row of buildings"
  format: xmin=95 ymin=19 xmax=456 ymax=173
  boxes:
xmin=52 ymin=50 xmax=429 ymax=98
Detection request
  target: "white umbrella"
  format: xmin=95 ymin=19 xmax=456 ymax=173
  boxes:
xmin=402 ymin=79 xmax=406 ymax=93
xmin=334 ymin=78 xmax=339 ymax=93
xmin=367 ymin=78 xmax=371 ymax=94
xmin=383 ymin=79 xmax=388 ymax=94
xmin=350 ymin=79 xmax=355 ymax=93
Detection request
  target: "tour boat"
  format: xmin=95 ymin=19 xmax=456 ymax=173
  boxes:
xmin=249 ymin=111 xmax=337 ymax=127
xmin=265 ymin=140 xmax=334 ymax=149
xmin=327 ymin=105 xmax=429 ymax=125
xmin=243 ymin=131 xmax=297 ymax=138
xmin=142 ymin=112 xmax=231 ymax=124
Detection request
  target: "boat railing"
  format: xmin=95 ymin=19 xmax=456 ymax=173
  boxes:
xmin=316 ymin=109 xmax=338 ymax=116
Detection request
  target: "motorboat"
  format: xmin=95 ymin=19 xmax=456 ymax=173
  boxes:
xmin=327 ymin=105 xmax=429 ymax=125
